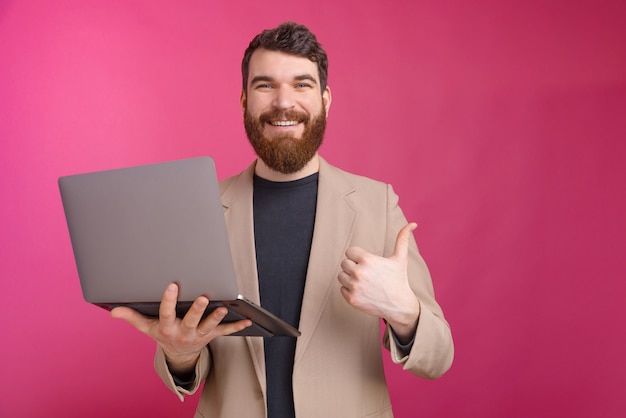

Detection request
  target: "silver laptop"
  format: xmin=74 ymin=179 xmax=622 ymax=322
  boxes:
xmin=58 ymin=156 xmax=300 ymax=337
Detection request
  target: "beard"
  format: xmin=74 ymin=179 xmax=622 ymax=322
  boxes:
xmin=243 ymin=107 xmax=326 ymax=174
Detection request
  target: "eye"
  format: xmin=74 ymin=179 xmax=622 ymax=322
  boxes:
xmin=256 ymin=83 xmax=272 ymax=90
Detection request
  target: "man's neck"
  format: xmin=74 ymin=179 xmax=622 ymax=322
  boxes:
xmin=254 ymin=154 xmax=320 ymax=182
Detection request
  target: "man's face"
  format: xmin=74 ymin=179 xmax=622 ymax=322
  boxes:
xmin=241 ymin=49 xmax=331 ymax=174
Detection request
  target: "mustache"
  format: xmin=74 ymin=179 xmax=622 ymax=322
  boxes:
xmin=258 ymin=110 xmax=309 ymax=124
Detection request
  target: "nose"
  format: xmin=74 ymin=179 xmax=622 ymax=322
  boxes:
xmin=272 ymin=86 xmax=296 ymax=110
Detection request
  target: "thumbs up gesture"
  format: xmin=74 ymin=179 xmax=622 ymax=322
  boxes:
xmin=338 ymin=223 xmax=421 ymax=343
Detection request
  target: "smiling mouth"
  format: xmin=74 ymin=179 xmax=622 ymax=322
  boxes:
xmin=269 ymin=120 xmax=299 ymax=127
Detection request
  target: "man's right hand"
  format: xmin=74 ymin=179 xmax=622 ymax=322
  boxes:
xmin=111 ymin=282 xmax=252 ymax=375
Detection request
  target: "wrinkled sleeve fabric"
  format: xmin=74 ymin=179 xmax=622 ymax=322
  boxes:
xmin=154 ymin=345 xmax=211 ymax=402
xmin=381 ymin=184 xmax=454 ymax=379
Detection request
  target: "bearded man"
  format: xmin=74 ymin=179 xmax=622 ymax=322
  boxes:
xmin=113 ymin=22 xmax=454 ymax=418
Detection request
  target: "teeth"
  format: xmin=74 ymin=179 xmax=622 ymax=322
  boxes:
xmin=270 ymin=121 xmax=298 ymax=126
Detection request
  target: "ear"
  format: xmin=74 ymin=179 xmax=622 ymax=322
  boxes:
xmin=322 ymin=86 xmax=332 ymax=117
xmin=240 ymin=89 xmax=247 ymax=114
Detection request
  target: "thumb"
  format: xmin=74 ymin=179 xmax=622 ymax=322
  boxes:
xmin=111 ymin=306 xmax=152 ymax=334
xmin=391 ymin=222 xmax=417 ymax=261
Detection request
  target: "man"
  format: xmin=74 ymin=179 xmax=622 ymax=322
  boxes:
xmin=112 ymin=22 xmax=453 ymax=418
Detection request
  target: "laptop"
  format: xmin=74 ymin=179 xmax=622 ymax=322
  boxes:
xmin=58 ymin=156 xmax=300 ymax=337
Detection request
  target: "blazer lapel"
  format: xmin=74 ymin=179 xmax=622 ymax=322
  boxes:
xmin=294 ymin=157 xmax=357 ymax=363
xmin=220 ymin=161 xmax=266 ymax=394
xmin=221 ymin=157 xmax=357 ymax=384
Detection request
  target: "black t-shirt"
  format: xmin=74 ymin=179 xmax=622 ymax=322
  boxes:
xmin=254 ymin=172 xmax=318 ymax=418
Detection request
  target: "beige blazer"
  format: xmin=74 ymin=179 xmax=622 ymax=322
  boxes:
xmin=155 ymin=157 xmax=454 ymax=418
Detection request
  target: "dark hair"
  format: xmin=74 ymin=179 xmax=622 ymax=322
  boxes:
xmin=241 ymin=22 xmax=329 ymax=93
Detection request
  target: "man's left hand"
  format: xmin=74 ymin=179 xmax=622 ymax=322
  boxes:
xmin=338 ymin=222 xmax=421 ymax=344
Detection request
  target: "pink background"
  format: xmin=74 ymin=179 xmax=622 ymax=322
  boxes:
xmin=1 ymin=1 xmax=625 ymax=417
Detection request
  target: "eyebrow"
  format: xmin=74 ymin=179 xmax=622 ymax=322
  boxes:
xmin=293 ymin=74 xmax=318 ymax=85
xmin=250 ymin=74 xmax=319 ymax=86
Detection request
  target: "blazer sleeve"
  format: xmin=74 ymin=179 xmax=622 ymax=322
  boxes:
xmin=154 ymin=345 xmax=212 ymax=401
xmin=381 ymin=184 xmax=454 ymax=379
